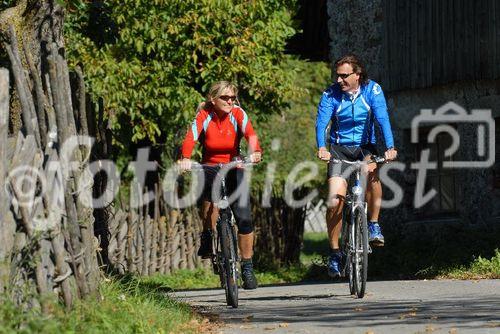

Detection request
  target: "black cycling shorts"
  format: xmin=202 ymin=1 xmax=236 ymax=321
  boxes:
xmin=327 ymin=144 xmax=379 ymax=179
xmin=201 ymin=165 xmax=254 ymax=234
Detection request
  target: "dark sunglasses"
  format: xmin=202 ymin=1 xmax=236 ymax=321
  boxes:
xmin=218 ymin=95 xmax=237 ymax=102
xmin=336 ymin=72 xmax=354 ymax=80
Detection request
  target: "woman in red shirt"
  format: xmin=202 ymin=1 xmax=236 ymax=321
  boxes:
xmin=178 ymin=81 xmax=262 ymax=289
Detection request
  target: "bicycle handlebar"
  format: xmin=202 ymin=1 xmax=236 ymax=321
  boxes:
xmin=329 ymin=156 xmax=387 ymax=165
xmin=179 ymin=157 xmax=255 ymax=172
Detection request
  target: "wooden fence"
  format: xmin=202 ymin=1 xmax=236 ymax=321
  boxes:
xmin=103 ymin=181 xmax=310 ymax=274
xmin=105 ymin=185 xmax=209 ymax=276
xmin=0 ymin=26 xmax=100 ymax=311
xmin=104 ymin=184 xmax=309 ymax=275
xmin=0 ymin=24 xmax=210 ymax=309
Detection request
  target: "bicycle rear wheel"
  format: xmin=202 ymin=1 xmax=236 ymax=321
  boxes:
xmin=352 ymin=206 xmax=368 ymax=298
xmin=219 ymin=213 xmax=239 ymax=308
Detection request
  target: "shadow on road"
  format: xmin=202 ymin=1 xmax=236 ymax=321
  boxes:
xmin=223 ymin=295 xmax=500 ymax=330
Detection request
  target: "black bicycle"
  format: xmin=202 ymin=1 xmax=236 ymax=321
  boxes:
xmin=335 ymin=156 xmax=386 ymax=298
xmin=189 ymin=159 xmax=252 ymax=308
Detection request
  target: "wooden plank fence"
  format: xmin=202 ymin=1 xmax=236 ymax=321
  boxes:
xmin=381 ymin=0 xmax=500 ymax=91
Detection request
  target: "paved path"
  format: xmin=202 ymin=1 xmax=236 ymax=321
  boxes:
xmin=172 ymin=279 xmax=500 ymax=333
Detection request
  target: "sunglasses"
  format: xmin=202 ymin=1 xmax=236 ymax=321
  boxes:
xmin=218 ymin=95 xmax=237 ymax=102
xmin=336 ymin=72 xmax=354 ymax=80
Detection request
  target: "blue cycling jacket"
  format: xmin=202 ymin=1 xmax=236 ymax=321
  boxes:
xmin=315 ymin=80 xmax=394 ymax=149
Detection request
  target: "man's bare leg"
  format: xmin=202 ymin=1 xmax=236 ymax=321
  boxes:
xmin=365 ymin=169 xmax=385 ymax=246
xmin=326 ymin=176 xmax=347 ymax=277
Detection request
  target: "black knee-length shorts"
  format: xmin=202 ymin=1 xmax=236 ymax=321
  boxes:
xmin=201 ymin=165 xmax=254 ymax=234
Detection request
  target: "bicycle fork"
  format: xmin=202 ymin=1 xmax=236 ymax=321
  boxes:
xmin=351 ymin=178 xmax=372 ymax=255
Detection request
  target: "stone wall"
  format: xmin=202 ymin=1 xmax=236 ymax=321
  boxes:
xmin=385 ymin=80 xmax=500 ymax=226
xmin=326 ymin=0 xmax=384 ymax=80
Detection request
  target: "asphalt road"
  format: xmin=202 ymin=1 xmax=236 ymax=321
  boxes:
xmin=172 ymin=279 xmax=500 ymax=334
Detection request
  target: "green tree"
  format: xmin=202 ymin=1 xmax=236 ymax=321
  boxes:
xmin=253 ymin=59 xmax=331 ymax=191
xmin=64 ymin=0 xmax=299 ymax=160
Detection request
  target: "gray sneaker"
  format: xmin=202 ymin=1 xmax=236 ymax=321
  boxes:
xmin=241 ymin=260 xmax=258 ymax=290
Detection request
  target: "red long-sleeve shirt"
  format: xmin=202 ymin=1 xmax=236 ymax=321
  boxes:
xmin=181 ymin=106 xmax=262 ymax=164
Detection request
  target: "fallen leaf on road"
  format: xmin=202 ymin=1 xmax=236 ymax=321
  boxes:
xmin=398 ymin=311 xmax=417 ymax=319
xmin=355 ymin=307 xmax=365 ymax=312
xmin=279 ymin=323 xmax=289 ymax=328
xmin=239 ymin=325 xmax=255 ymax=329
xmin=430 ymin=316 xmax=438 ymax=320
xmin=264 ymin=326 xmax=276 ymax=330
xmin=243 ymin=315 xmax=254 ymax=322
xmin=483 ymin=322 xmax=500 ymax=327
xmin=449 ymin=328 xmax=457 ymax=334
xmin=365 ymin=331 xmax=375 ymax=334
xmin=426 ymin=325 xmax=438 ymax=332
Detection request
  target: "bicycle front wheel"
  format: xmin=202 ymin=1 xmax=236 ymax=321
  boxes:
xmin=340 ymin=217 xmax=355 ymax=296
xmin=352 ymin=206 xmax=368 ymax=298
xmin=219 ymin=216 xmax=239 ymax=308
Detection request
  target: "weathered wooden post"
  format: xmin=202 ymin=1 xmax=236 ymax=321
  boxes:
xmin=0 ymin=69 xmax=16 ymax=294
xmin=0 ymin=0 xmax=103 ymax=308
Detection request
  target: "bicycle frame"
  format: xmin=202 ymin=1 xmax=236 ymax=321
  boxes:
xmin=341 ymin=162 xmax=368 ymax=272
xmin=212 ymin=175 xmax=239 ymax=277
xmin=335 ymin=156 xmax=385 ymax=298
xmin=185 ymin=158 xmax=253 ymax=308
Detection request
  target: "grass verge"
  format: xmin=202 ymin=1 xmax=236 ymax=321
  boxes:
xmin=437 ymin=249 xmax=500 ymax=279
xmin=145 ymin=231 xmax=500 ymax=291
xmin=141 ymin=264 xmax=328 ymax=291
xmin=141 ymin=232 xmax=332 ymax=291
xmin=0 ymin=276 xmax=213 ymax=334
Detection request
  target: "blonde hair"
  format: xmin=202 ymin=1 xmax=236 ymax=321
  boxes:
xmin=196 ymin=81 xmax=239 ymax=112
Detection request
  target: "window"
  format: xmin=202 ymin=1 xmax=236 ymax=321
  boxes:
xmin=413 ymin=127 xmax=458 ymax=215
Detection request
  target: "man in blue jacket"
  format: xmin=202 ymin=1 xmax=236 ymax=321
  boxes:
xmin=315 ymin=54 xmax=397 ymax=278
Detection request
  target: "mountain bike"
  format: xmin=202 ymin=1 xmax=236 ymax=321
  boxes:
xmin=335 ymin=156 xmax=386 ymax=298
xmin=189 ymin=159 xmax=253 ymax=308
